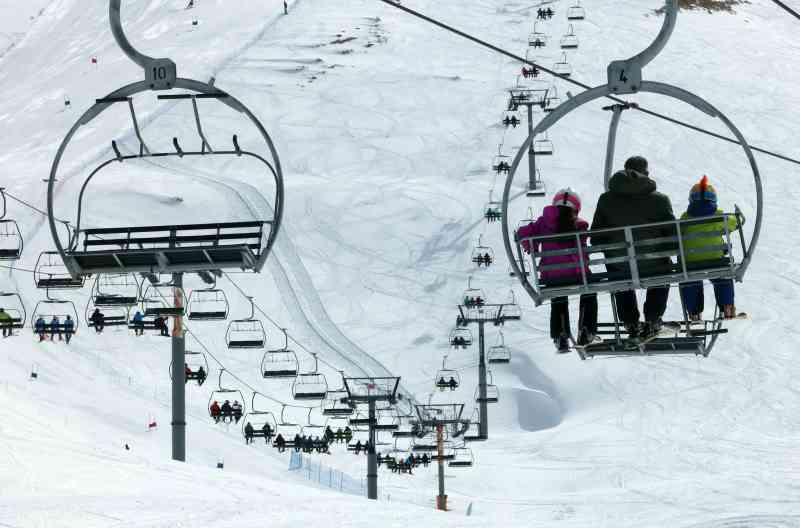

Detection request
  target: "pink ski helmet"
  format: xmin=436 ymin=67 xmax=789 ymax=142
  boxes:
xmin=552 ymin=188 xmax=581 ymax=213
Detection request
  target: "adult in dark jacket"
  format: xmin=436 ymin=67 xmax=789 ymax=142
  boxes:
xmin=591 ymin=156 xmax=676 ymax=337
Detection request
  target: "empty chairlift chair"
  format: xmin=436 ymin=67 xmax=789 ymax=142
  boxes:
xmin=448 ymin=447 xmax=475 ymax=468
xmin=553 ymin=53 xmax=573 ymax=77
xmin=226 ymin=297 xmax=266 ymax=349
xmin=543 ymin=85 xmax=561 ymax=113
xmin=187 ymin=286 xmax=229 ymax=321
xmin=533 ymin=133 xmax=554 ymax=156
xmin=34 ymin=251 xmax=85 ymax=289
xmin=140 ymin=282 xmax=186 ymax=317
xmin=560 ymin=24 xmax=579 ymax=49
xmin=292 ymin=353 xmax=328 ymax=401
xmin=487 ymin=331 xmax=511 ymax=364
xmin=44 ymin=4 xmax=284 ymax=282
xmin=567 ymin=0 xmax=586 ymax=20
xmin=0 ymin=189 xmax=23 ymax=260
xmin=261 ymin=328 xmax=299 ymax=378
xmin=92 ymin=273 xmax=140 ymax=306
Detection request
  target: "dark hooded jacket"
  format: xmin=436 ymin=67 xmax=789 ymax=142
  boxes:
xmin=591 ymin=169 xmax=675 ymax=276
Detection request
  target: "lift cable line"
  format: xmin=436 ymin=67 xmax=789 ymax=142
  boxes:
xmin=373 ymin=0 xmax=800 ymax=167
xmin=770 ymin=0 xmax=800 ymax=21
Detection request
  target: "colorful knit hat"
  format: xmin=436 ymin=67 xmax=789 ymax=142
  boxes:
xmin=553 ymin=188 xmax=581 ymax=212
xmin=689 ymin=175 xmax=717 ymax=203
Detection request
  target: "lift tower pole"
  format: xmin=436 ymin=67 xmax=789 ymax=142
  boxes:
xmin=415 ymin=404 xmax=467 ymax=511
xmin=521 ymin=101 xmax=545 ymax=196
xmin=343 ymin=377 xmax=401 ymax=501
xmin=171 ymin=272 xmax=186 ymax=462
xmin=457 ymin=302 xmax=520 ymax=440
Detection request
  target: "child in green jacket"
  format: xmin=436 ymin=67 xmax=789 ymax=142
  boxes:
xmin=679 ymin=176 xmax=740 ymax=320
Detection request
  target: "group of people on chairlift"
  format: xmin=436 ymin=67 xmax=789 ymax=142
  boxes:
xmin=130 ymin=311 xmax=170 ymax=337
xmin=209 ymin=399 xmax=243 ymax=423
xmin=34 ymin=315 xmax=75 ymax=343
xmin=516 ymin=156 xmax=741 ymax=353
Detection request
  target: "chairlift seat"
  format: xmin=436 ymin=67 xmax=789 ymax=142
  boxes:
xmin=94 ymin=295 xmax=138 ymax=306
xmin=36 ymin=277 xmax=85 ymax=289
xmin=229 ymin=339 xmax=266 ymax=348
xmin=67 ymin=221 xmax=269 ymax=275
xmin=263 ymin=369 xmax=299 ymax=378
xmin=187 ymin=310 xmax=227 ymax=320
xmin=0 ymin=248 xmax=21 ymax=259
xmin=144 ymin=306 xmax=184 ymax=317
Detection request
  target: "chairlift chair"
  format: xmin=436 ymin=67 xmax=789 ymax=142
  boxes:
xmin=85 ymin=299 xmax=130 ymax=328
xmin=34 ymin=251 xmax=84 ymax=289
xmin=449 ymin=327 xmax=473 ymax=349
xmin=448 ymin=446 xmax=475 ymax=468
xmin=45 ymin=0 xmax=284 ymax=280
xmin=0 ymin=190 xmax=23 ymax=260
xmin=292 ymin=353 xmax=328 ymax=400
xmin=261 ymin=328 xmax=299 ymax=378
xmin=567 ymin=0 xmax=586 ymax=20
xmin=488 ymin=331 xmax=511 ymax=364
xmin=470 ymin=235 xmax=495 ymax=268
xmin=435 ymin=357 xmax=461 ymax=391
xmin=560 ymin=24 xmax=579 ymax=49
xmin=528 ymin=22 xmax=548 ymax=48
xmin=169 ymin=349 xmax=209 ymax=385
xmin=242 ymin=394 xmax=278 ymax=443
xmin=461 ymin=276 xmax=487 ymax=308
xmin=208 ymin=369 xmax=245 ymax=421
xmin=140 ymin=282 xmax=186 ymax=317
xmin=484 ymin=191 xmax=504 ymax=224
xmin=0 ymin=291 xmax=26 ymax=329
xmin=553 ymin=53 xmax=573 ymax=77
xmin=322 ymin=389 xmax=355 ymax=417
xmin=476 ymin=371 xmax=499 ymax=403
xmin=543 ymin=86 xmax=561 ymax=113
xmin=92 ymin=273 xmax=140 ymax=306
xmin=533 ymin=132 xmax=554 ymax=156
xmin=226 ymin=297 xmax=266 ymax=349
xmin=31 ymin=296 xmax=79 ymax=335
xmin=462 ymin=409 xmax=485 ymax=442
xmin=187 ymin=285 xmax=230 ymax=321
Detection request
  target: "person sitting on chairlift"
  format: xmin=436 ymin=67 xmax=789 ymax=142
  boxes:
xmin=49 ymin=316 xmax=62 ymax=341
xmin=231 ymin=400 xmax=243 ymax=424
xmin=546 ymin=7 xmax=554 ymax=18
xmin=220 ymin=400 xmax=233 ymax=422
xmin=210 ymin=400 xmax=222 ymax=423
xmin=591 ymin=156 xmax=676 ymax=341
xmin=422 ymin=453 xmax=430 ymax=467
xmin=678 ymin=175 xmax=741 ymax=321
xmin=0 ymin=308 xmax=13 ymax=338
xmin=154 ymin=316 xmax=169 ymax=337
xmin=35 ymin=316 xmax=46 ymax=341
xmin=354 ymin=440 xmax=363 ymax=455
xmin=293 ymin=433 xmax=302 ymax=452
xmin=344 ymin=426 xmax=353 ymax=443
xmin=274 ymin=433 xmax=286 ymax=452
xmin=64 ymin=315 xmax=75 ymax=344
xmin=517 ymin=188 xmax=598 ymax=353
xmin=244 ymin=422 xmax=255 ymax=444
xmin=90 ymin=308 xmax=105 ymax=333
xmin=262 ymin=422 xmax=273 ymax=442
xmin=448 ymin=377 xmax=458 ymax=390
xmin=132 ymin=311 xmax=145 ymax=336
xmin=438 ymin=376 xmax=447 ymax=389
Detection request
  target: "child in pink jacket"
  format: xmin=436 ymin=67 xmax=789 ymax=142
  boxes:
xmin=517 ymin=189 xmax=597 ymax=352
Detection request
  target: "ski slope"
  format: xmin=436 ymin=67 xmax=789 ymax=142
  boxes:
xmin=1 ymin=0 xmax=800 ymax=526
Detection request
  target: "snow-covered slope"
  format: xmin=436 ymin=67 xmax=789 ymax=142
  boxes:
xmin=1 ymin=0 xmax=800 ymax=525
